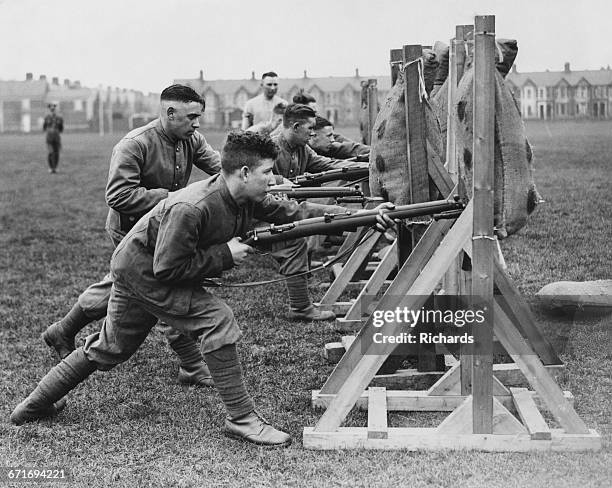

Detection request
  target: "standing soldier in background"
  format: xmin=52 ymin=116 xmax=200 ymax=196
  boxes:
xmin=43 ymin=102 xmax=64 ymax=174
xmin=41 ymin=85 xmax=220 ymax=387
xmin=241 ymin=71 xmax=287 ymax=130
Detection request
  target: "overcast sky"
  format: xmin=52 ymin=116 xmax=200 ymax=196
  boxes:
xmin=1 ymin=0 xmax=610 ymax=93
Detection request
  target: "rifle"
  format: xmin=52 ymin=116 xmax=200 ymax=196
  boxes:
xmin=269 ymin=185 xmax=385 ymax=206
xmin=268 ymin=186 xmax=364 ymax=200
xmin=245 ymin=198 xmax=464 ymax=245
xmin=290 ymin=165 xmax=369 ymax=187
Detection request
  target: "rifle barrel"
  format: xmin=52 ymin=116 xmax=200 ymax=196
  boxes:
xmin=245 ymin=199 xmax=463 ymax=245
xmin=291 ymin=166 xmax=369 ymax=187
xmin=268 ymin=186 xmax=363 ymax=199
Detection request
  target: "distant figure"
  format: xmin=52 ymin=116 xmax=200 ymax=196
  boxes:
xmin=241 ymin=71 xmax=287 ymax=130
xmin=43 ymin=102 xmax=64 ymax=173
xmin=245 ymin=101 xmax=287 ymax=135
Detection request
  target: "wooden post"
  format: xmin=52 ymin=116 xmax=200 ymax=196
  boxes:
xmin=390 ymin=49 xmax=403 ymax=86
xmin=364 ymin=79 xmax=378 ymax=146
xmin=471 ymin=15 xmax=496 ymax=434
xmin=98 ymin=87 xmax=104 ymax=136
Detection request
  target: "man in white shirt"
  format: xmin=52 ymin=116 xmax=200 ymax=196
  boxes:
xmin=241 ymin=72 xmax=287 ymax=130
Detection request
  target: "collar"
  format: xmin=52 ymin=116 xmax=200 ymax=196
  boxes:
xmin=154 ymin=118 xmax=178 ymax=146
xmin=277 ymin=132 xmax=300 ymax=152
xmin=217 ymin=174 xmax=242 ymax=213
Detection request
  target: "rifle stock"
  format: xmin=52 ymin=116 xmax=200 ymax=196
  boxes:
xmin=245 ymin=199 xmax=463 ymax=245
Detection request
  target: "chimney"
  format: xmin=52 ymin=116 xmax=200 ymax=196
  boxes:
xmin=199 ymin=69 xmax=204 ymax=81
xmin=26 ymin=72 xmax=33 ymax=81
xmin=39 ymin=74 xmax=47 ymax=81
xmin=303 ymin=69 xmax=308 ymax=79
xmin=251 ymin=71 xmax=255 ymax=80
xmin=355 ymin=68 xmax=360 ymax=78
xmin=64 ymin=79 xmax=70 ymax=87
xmin=74 ymin=80 xmax=81 ymax=88
xmin=52 ymin=77 xmax=59 ymax=85
xmin=564 ymin=62 xmax=570 ymax=73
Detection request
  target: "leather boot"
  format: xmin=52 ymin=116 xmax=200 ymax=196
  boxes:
xmin=288 ymin=304 xmax=335 ymax=322
xmin=41 ymin=303 xmax=93 ymax=359
xmin=10 ymin=348 xmax=96 ymax=425
xmin=224 ymin=410 xmax=292 ymax=447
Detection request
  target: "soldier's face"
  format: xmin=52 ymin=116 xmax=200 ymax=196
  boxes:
xmin=309 ymin=126 xmax=335 ymax=152
xmin=245 ymin=158 xmax=276 ymax=202
xmin=293 ymin=117 xmax=316 ymax=147
xmin=167 ymin=101 xmax=204 ymax=140
xmin=261 ymin=76 xmax=279 ymax=98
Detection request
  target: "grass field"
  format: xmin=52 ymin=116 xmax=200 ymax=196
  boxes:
xmin=0 ymin=121 xmax=611 ymax=487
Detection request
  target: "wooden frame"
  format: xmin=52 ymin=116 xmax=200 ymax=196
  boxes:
xmin=304 ymin=15 xmax=600 ymax=452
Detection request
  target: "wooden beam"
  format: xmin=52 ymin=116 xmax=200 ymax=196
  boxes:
xmin=493 ymin=258 xmax=561 ymax=365
xmin=312 ymin=388 xmax=575 ymax=413
xmin=314 ymin=205 xmax=473 ymax=432
xmin=367 ymin=387 xmax=388 ymax=439
xmin=390 ymin=49 xmax=403 ymax=86
xmin=319 ymin=217 xmax=456 ymax=395
xmin=303 ymin=427 xmax=601 ymax=451
xmin=471 ymin=14 xmax=496 ymax=434
xmin=342 ymin=240 xmax=398 ymax=321
xmin=438 ymin=395 xmax=527 ymax=435
xmin=511 ymin=388 xmax=552 ymax=440
xmin=318 ymin=231 xmax=380 ymax=309
xmin=493 ymin=302 xmax=590 ymax=434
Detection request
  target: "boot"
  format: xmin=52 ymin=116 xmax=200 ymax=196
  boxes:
xmin=287 ymin=304 xmax=335 ymax=322
xmin=41 ymin=303 xmax=94 ymax=359
xmin=10 ymin=348 xmax=96 ymax=425
xmin=285 ymin=275 xmax=334 ymax=321
xmin=204 ymin=344 xmax=291 ymax=447
xmin=168 ymin=333 xmax=213 ymax=387
xmin=224 ymin=410 xmax=292 ymax=447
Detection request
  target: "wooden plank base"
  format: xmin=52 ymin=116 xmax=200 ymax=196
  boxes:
xmin=303 ymin=427 xmax=601 ymax=451
xmin=370 ymin=364 xmax=565 ymax=390
xmin=311 ymin=389 xmax=575 ymax=413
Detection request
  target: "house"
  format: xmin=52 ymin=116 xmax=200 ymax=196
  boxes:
xmin=506 ymin=63 xmax=612 ymax=120
xmin=174 ymin=69 xmax=392 ymax=128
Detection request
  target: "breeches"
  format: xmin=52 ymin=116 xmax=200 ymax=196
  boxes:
xmin=265 ymin=237 xmax=309 ymax=276
xmin=83 ymin=281 xmax=242 ymax=370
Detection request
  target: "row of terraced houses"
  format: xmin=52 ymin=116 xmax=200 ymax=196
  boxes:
xmin=1 ymin=63 xmax=611 ymax=133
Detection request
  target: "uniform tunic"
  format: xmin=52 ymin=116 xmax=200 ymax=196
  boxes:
xmin=84 ymin=174 xmax=347 ymax=367
xmin=78 ymin=118 xmax=220 ymax=315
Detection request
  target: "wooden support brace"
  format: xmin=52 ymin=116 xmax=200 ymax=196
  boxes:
xmin=511 ymin=387 xmax=552 ymax=440
xmin=367 ymin=387 xmax=388 ymax=439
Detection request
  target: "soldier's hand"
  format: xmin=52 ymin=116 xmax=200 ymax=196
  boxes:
xmin=373 ymin=202 xmax=396 ymax=232
xmin=227 ymin=237 xmax=253 ymax=266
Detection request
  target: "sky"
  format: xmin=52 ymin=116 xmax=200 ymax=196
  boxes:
xmin=1 ymin=0 xmax=611 ymax=94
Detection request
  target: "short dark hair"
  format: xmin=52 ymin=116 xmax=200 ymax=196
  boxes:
xmin=221 ymin=131 xmax=279 ymax=173
xmin=261 ymin=71 xmax=278 ymax=79
xmin=292 ymin=91 xmax=316 ymax=105
xmin=282 ymin=103 xmax=316 ymax=128
xmin=272 ymin=101 xmax=287 ymax=115
xmin=314 ymin=116 xmax=333 ymax=131
xmin=160 ymin=84 xmax=205 ymax=108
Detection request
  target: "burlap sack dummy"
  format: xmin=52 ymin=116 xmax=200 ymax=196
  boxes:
xmin=368 ymin=65 xmax=445 ymax=206
xmin=430 ymin=39 xmax=540 ymax=238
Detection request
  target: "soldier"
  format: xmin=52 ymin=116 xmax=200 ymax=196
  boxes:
xmin=241 ymin=72 xmax=287 ymax=130
xmin=43 ymin=102 xmax=64 ymax=173
xmin=269 ymin=104 xmax=368 ymax=321
xmin=41 ymin=85 xmax=220 ymax=387
xmin=309 ymin=116 xmax=370 ymax=160
xmin=10 ymin=131 xmax=396 ymax=448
